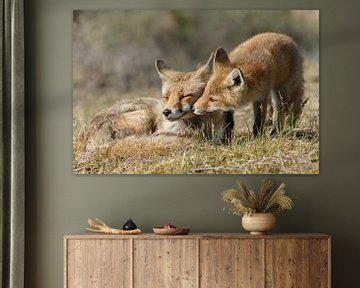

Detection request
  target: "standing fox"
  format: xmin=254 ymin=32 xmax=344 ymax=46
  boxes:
xmin=193 ymin=32 xmax=304 ymax=136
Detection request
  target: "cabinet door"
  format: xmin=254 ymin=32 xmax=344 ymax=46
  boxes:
xmin=266 ymin=239 xmax=311 ymax=288
xmin=309 ymin=239 xmax=330 ymax=288
xmin=200 ymin=239 xmax=264 ymax=288
xmin=66 ymin=239 xmax=131 ymax=288
xmin=134 ymin=239 xmax=198 ymax=288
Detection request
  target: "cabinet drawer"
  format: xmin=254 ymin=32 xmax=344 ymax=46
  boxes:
xmin=200 ymin=239 xmax=264 ymax=288
xmin=265 ymin=239 xmax=329 ymax=288
xmin=134 ymin=239 xmax=198 ymax=288
xmin=65 ymin=239 xmax=131 ymax=288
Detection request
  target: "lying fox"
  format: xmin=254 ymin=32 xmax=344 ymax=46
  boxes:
xmin=80 ymin=54 xmax=234 ymax=150
xmin=193 ymin=32 xmax=304 ymax=136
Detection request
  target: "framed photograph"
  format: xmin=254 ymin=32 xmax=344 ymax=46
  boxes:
xmin=73 ymin=10 xmax=319 ymax=174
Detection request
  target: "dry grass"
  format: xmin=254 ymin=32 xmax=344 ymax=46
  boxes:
xmin=73 ymin=61 xmax=319 ymax=174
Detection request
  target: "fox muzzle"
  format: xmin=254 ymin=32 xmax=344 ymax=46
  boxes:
xmin=193 ymin=109 xmax=207 ymax=116
xmin=162 ymin=106 xmax=192 ymax=120
xmin=162 ymin=109 xmax=171 ymax=117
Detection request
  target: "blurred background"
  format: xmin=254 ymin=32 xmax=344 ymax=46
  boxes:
xmin=73 ymin=10 xmax=319 ymax=121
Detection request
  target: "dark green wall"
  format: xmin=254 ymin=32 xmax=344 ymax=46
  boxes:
xmin=25 ymin=1 xmax=360 ymax=287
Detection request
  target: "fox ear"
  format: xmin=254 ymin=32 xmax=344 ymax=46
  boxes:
xmin=204 ymin=51 xmax=215 ymax=71
xmin=226 ymin=68 xmax=244 ymax=88
xmin=197 ymin=51 xmax=215 ymax=78
xmin=155 ymin=59 xmax=171 ymax=79
xmin=214 ymin=47 xmax=231 ymax=66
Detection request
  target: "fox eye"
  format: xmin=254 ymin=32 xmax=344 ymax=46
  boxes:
xmin=209 ymin=97 xmax=217 ymax=102
xmin=180 ymin=94 xmax=192 ymax=100
xmin=163 ymin=95 xmax=169 ymax=100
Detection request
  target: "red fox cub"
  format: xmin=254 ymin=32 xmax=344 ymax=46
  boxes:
xmin=79 ymin=55 xmax=234 ymax=151
xmin=193 ymin=32 xmax=304 ymax=136
xmin=80 ymin=97 xmax=214 ymax=151
xmin=155 ymin=55 xmax=234 ymax=143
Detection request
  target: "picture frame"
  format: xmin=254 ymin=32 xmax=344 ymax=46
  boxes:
xmin=73 ymin=10 xmax=319 ymax=175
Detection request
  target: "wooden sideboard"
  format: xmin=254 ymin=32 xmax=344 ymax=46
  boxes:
xmin=64 ymin=233 xmax=330 ymax=288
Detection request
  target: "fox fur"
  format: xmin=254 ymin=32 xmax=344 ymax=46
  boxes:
xmin=193 ymin=32 xmax=304 ymax=136
xmin=79 ymin=55 xmax=235 ymax=151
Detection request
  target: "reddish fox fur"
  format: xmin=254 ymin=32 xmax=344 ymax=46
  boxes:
xmin=193 ymin=32 xmax=304 ymax=136
xmin=155 ymin=54 xmax=234 ymax=143
xmin=79 ymin=55 xmax=235 ymax=151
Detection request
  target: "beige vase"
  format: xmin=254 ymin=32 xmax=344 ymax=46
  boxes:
xmin=242 ymin=213 xmax=276 ymax=235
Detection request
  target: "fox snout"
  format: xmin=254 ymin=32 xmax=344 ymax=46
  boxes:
xmin=162 ymin=109 xmax=171 ymax=117
xmin=193 ymin=101 xmax=210 ymax=115
xmin=193 ymin=107 xmax=207 ymax=116
xmin=162 ymin=106 xmax=193 ymax=121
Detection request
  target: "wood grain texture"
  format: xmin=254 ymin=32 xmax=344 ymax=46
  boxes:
xmin=265 ymin=239 xmax=310 ymax=288
xmin=200 ymin=239 xmax=264 ymax=288
xmin=64 ymin=234 xmax=330 ymax=288
xmin=65 ymin=233 xmax=330 ymax=240
xmin=133 ymin=239 xmax=197 ymax=288
xmin=66 ymin=239 xmax=131 ymax=288
xmin=310 ymin=239 xmax=330 ymax=288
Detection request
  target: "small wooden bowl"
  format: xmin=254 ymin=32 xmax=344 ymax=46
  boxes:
xmin=153 ymin=227 xmax=190 ymax=235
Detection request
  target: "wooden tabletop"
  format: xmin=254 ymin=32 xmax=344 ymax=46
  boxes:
xmin=65 ymin=232 xmax=330 ymax=240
